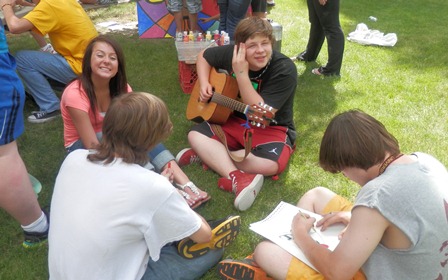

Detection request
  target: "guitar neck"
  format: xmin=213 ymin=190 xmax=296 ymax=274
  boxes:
xmin=210 ymin=92 xmax=249 ymax=114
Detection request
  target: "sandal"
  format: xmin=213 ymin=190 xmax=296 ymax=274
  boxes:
xmin=178 ymin=189 xmax=202 ymax=209
xmin=177 ymin=182 xmax=211 ymax=204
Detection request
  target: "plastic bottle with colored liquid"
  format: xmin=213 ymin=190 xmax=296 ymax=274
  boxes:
xmin=197 ymin=32 xmax=203 ymax=42
xmin=188 ymin=31 xmax=194 ymax=42
xmin=205 ymin=31 xmax=212 ymax=42
xmin=213 ymin=30 xmax=220 ymax=43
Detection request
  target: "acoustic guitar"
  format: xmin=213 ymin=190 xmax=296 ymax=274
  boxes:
xmin=186 ymin=68 xmax=276 ymax=127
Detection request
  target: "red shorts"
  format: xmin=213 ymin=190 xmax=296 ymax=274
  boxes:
xmin=191 ymin=116 xmax=295 ymax=174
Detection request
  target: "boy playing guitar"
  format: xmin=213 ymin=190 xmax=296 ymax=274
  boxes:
xmin=177 ymin=17 xmax=298 ymax=211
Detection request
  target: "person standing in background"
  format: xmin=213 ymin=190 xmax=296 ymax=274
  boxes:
xmin=294 ymin=0 xmax=344 ymax=76
xmin=0 ymin=0 xmax=98 ymax=123
xmin=0 ymin=23 xmax=49 ymax=249
xmin=167 ymin=0 xmax=202 ymax=34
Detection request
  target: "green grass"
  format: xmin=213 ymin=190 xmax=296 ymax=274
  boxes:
xmin=2 ymin=0 xmax=447 ymax=279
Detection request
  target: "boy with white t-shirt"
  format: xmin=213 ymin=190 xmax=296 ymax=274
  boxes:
xmin=49 ymin=92 xmax=240 ymax=279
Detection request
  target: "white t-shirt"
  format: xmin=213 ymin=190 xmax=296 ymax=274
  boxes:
xmin=48 ymin=149 xmax=201 ymax=280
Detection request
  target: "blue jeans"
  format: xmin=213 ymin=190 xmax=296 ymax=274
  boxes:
xmin=66 ymin=133 xmax=175 ymax=172
xmin=141 ymin=243 xmax=224 ymax=280
xmin=15 ymin=51 xmax=77 ymax=112
xmin=218 ymin=0 xmax=251 ymax=40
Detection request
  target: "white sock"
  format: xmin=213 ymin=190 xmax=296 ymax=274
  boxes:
xmin=21 ymin=211 xmax=49 ymax=233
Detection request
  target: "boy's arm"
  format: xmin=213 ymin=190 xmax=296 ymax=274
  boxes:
xmin=196 ymin=50 xmax=213 ymax=102
xmin=232 ymin=43 xmax=264 ymax=106
xmin=293 ymin=206 xmax=389 ymax=279
xmin=188 ymin=215 xmax=212 ymax=244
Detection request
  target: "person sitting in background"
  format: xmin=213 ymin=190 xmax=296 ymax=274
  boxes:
xmin=61 ymin=35 xmax=209 ymax=209
xmin=49 ymin=91 xmax=241 ymax=279
xmin=0 ymin=24 xmax=49 ymax=248
xmin=0 ymin=0 xmax=98 ymax=123
xmin=217 ymin=110 xmax=448 ymax=279
xmin=177 ymin=17 xmax=297 ymax=211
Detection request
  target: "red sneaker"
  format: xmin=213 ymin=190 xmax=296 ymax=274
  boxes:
xmin=176 ymin=148 xmax=202 ymax=167
xmin=218 ymin=177 xmax=232 ymax=192
xmin=229 ymin=170 xmax=263 ymax=211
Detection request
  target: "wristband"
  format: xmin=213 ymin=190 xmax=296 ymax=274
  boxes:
xmin=1 ymin=3 xmax=12 ymax=10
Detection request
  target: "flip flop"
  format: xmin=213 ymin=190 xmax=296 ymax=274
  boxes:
xmin=178 ymin=189 xmax=202 ymax=209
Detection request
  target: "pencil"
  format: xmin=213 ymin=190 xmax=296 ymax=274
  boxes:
xmin=298 ymin=210 xmax=318 ymax=233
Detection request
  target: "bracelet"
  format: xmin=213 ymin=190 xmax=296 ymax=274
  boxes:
xmin=1 ymin=3 xmax=12 ymax=10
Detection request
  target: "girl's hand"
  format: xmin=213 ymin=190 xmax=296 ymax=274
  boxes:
xmin=161 ymin=164 xmax=174 ymax=183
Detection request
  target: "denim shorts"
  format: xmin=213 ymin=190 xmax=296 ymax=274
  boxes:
xmin=166 ymin=0 xmax=202 ymax=13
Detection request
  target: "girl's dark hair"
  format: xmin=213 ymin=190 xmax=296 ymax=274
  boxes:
xmin=319 ymin=110 xmax=400 ymax=173
xmin=79 ymin=35 xmax=128 ymax=122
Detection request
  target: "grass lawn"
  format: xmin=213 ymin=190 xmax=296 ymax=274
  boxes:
xmin=1 ymin=0 xmax=447 ymax=279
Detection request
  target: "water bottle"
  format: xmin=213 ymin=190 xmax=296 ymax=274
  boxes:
xmin=270 ymin=21 xmax=282 ymax=52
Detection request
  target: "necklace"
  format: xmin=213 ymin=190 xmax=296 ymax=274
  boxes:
xmin=378 ymin=153 xmax=404 ymax=175
xmin=249 ymin=57 xmax=271 ymax=81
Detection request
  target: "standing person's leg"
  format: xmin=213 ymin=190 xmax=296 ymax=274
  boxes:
xmin=217 ymin=0 xmax=228 ymax=33
xmin=167 ymin=0 xmax=184 ymax=32
xmin=251 ymin=0 xmax=267 ymax=19
xmin=142 ymin=243 xmax=224 ymax=280
xmin=186 ymin=0 xmax=202 ymax=32
xmin=15 ymin=51 xmax=77 ymax=119
xmin=225 ymin=0 xmax=251 ymax=40
xmin=0 ymin=142 xmax=43 ymax=226
xmin=318 ymin=0 xmax=344 ymax=75
xmin=296 ymin=0 xmax=325 ymax=61
xmin=0 ymin=70 xmax=49 ymax=247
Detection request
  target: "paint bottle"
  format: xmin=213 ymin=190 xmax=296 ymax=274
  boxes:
xmin=183 ymin=31 xmax=189 ymax=42
xmin=197 ymin=32 xmax=203 ymax=42
xmin=188 ymin=31 xmax=194 ymax=42
xmin=205 ymin=31 xmax=212 ymax=42
xmin=223 ymin=34 xmax=230 ymax=45
xmin=213 ymin=30 xmax=220 ymax=43
xmin=176 ymin=31 xmax=183 ymax=42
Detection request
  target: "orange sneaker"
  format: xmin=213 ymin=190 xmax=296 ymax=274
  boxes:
xmin=217 ymin=255 xmax=274 ymax=280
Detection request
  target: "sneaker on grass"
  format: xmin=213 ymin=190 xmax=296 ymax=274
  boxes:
xmin=217 ymin=255 xmax=274 ymax=280
xmin=23 ymin=209 xmax=50 ymax=248
xmin=176 ymin=148 xmax=202 ymax=167
xmin=27 ymin=110 xmax=61 ymax=123
xmin=23 ymin=230 xmax=49 ymax=248
xmin=224 ymin=170 xmax=263 ymax=211
xmin=177 ymin=216 xmax=241 ymax=259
